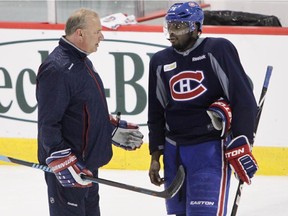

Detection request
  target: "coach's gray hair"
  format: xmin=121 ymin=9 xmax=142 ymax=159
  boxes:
xmin=65 ymin=8 xmax=99 ymax=36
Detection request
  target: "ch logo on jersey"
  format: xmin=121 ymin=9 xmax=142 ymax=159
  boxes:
xmin=169 ymin=71 xmax=207 ymax=101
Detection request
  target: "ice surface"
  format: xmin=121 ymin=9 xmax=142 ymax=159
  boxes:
xmin=0 ymin=166 xmax=287 ymax=216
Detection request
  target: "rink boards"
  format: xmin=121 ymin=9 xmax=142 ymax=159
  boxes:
xmin=0 ymin=137 xmax=287 ymax=176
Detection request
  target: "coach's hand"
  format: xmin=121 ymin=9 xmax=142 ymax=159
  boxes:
xmin=225 ymin=135 xmax=258 ymax=184
xmin=46 ymin=148 xmax=93 ymax=188
xmin=111 ymin=113 xmax=143 ymax=150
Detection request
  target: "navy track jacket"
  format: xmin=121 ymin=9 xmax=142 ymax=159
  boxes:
xmin=148 ymin=37 xmax=257 ymax=154
xmin=36 ymin=37 xmax=113 ymax=170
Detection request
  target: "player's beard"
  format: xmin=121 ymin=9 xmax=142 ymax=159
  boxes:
xmin=170 ymin=32 xmax=198 ymax=52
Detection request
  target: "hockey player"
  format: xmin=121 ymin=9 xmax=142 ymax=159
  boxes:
xmin=147 ymin=2 xmax=258 ymax=216
xmin=36 ymin=8 xmax=143 ymax=216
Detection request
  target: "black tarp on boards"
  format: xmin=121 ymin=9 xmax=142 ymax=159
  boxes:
xmin=204 ymin=10 xmax=282 ymax=27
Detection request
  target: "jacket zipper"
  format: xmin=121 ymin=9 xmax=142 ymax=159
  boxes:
xmin=82 ymin=104 xmax=89 ymax=161
xmin=84 ymin=60 xmax=107 ymax=109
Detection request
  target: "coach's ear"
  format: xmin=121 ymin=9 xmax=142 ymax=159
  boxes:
xmin=207 ymin=99 xmax=232 ymax=137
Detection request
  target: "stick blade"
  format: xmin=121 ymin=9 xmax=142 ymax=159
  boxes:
xmin=161 ymin=165 xmax=185 ymax=199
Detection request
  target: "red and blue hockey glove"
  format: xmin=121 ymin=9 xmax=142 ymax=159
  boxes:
xmin=225 ymin=135 xmax=258 ymax=185
xmin=207 ymin=98 xmax=232 ymax=138
xmin=110 ymin=113 xmax=144 ymax=150
xmin=46 ymin=148 xmax=93 ymax=188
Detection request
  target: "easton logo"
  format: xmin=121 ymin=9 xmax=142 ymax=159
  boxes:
xmin=169 ymin=71 xmax=207 ymax=101
xmin=190 ymin=200 xmax=215 ymax=206
xmin=225 ymin=148 xmax=245 ymax=158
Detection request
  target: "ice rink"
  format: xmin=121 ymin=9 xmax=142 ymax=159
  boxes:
xmin=1 ymin=165 xmax=288 ymax=216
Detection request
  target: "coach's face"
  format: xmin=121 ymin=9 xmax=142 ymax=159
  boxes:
xmin=80 ymin=16 xmax=104 ymax=54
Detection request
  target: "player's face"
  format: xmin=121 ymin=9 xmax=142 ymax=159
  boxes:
xmin=168 ymin=31 xmax=198 ymax=52
xmin=166 ymin=21 xmax=191 ymax=36
xmin=165 ymin=21 xmax=199 ymax=52
xmin=81 ymin=17 xmax=104 ymax=53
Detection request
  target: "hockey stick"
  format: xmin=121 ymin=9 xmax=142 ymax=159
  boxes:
xmin=230 ymin=65 xmax=273 ymax=216
xmin=0 ymin=154 xmax=185 ymax=199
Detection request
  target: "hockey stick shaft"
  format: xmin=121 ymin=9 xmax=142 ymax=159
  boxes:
xmin=230 ymin=65 xmax=273 ymax=216
xmin=0 ymin=154 xmax=185 ymax=199
xmin=254 ymin=66 xmax=273 ymax=133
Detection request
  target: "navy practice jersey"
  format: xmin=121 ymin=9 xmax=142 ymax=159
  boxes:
xmin=148 ymin=37 xmax=257 ymax=154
